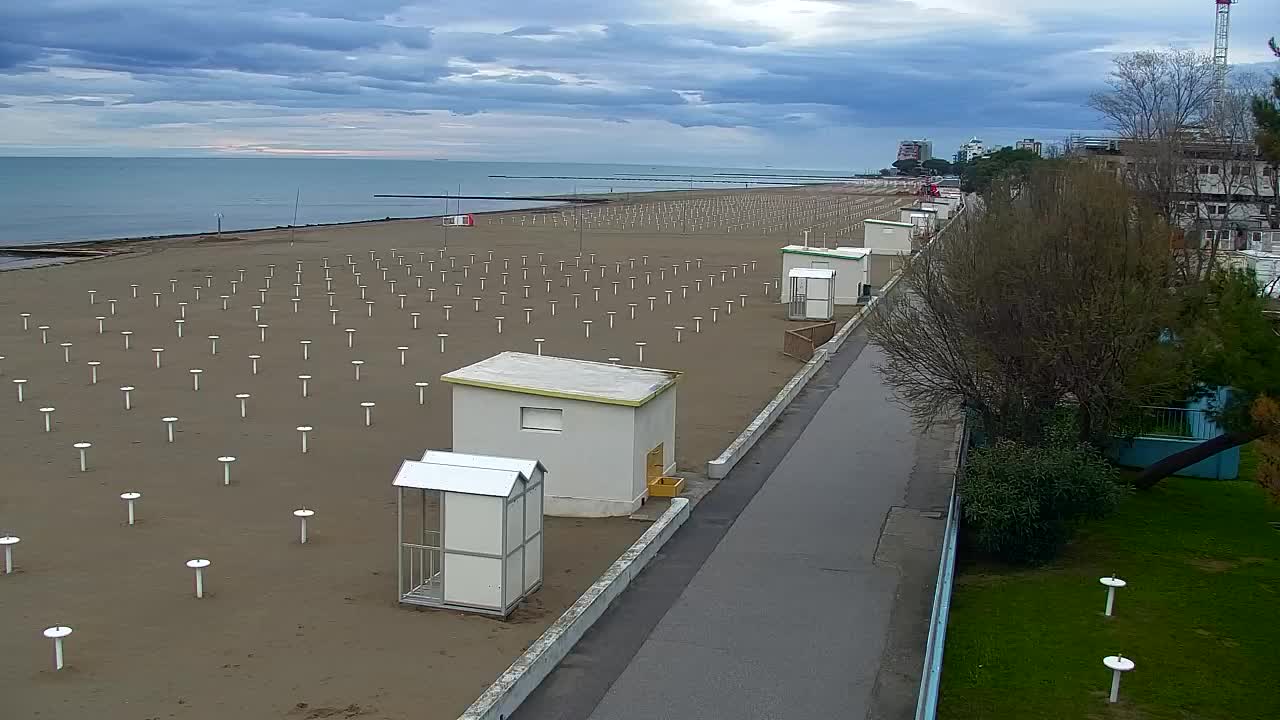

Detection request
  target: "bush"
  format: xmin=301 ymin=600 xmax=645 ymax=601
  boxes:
xmin=961 ymin=440 xmax=1124 ymax=564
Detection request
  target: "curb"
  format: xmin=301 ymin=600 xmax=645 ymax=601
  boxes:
xmin=457 ymin=497 xmax=692 ymax=720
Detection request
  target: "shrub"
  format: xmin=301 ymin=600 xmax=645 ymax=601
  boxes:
xmin=961 ymin=440 xmax=1124 ymax=564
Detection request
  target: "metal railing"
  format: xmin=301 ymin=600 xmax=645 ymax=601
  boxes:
xmin=399 ymin=537 xmax=443 ymax=603
xmin=914 ymin=420 xmax=970 ymax=720
xmin=1136 ymin=406 xmax=1215 ymax=440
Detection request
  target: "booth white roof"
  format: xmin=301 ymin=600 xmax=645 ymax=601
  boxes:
xmin=393 ymin=458 xmax=526 ymax=497
xmin=420 ymin=450 xmax=545 ymax=482
xmin=865 ymin=218 xmax=914 ymax=228
xmin=780 ymin=244 xmax=868 ymax=259
xmin=441 ymin=351 xmax=679 ymax=407
xmin=788 ymin=268 xmax=837 ymax=279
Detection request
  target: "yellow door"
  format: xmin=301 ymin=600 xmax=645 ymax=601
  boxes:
xmin=646 ymin=444 xmax=664 ymax=482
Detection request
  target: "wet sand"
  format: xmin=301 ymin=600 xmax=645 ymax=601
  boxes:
xmin=0 ymin=188 xmax=904 ymax=719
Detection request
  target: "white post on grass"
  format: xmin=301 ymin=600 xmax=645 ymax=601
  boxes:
xmin=236 ymin=393 xmax=250 ymax=418
xmin=190 ymin=369 xmax=203 ymax=391
xmin=1100 ymin=576 xmax=1127 ymax=617
xmin=1103 ymin=655 xmax=1135 ymax=703
xmin=13 ymin=378 xmax=26 ymax=402
xmin=120 ymin=386 xmax=135 ymax=411
xmin=40 ymin=406 xmax=54 ymax=432
xmin=361 ymin=401 xmax=376 ymax=427
xmin=88 ymin=361 xmax=100 ymax=384
xmin=415 ymin=381 xmax=429 ymax=405
xmin=152 ymin=348 xmax=164 ymax=368
xmin=163 ymin=416 xmax=178 ymax=443
xmin=297 ymin=426 xmax=312 ymax=454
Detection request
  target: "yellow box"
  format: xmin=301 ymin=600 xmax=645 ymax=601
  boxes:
xmin=648 ymin=475 xmax=685 ymax=498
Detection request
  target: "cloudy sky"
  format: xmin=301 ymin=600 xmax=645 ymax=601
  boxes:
xmin=0 ymin=0 xmax=1275 ymax=169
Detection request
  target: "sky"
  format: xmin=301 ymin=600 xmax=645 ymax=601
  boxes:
xmin=0 ymin=0 xmax=1275 ymax=169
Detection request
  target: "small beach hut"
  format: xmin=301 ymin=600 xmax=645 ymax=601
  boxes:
xmin=862 ymin=218 xmax=915 ymax=253
xmin=393 ymin=451 xmax=545 ymax=617
xmin=779 ymin=245 xmax=869 ymax=305
xmin=442 ymin=352 xmax=680 ymax=517
xmin=785 ymin=267 xmax=836 ymax=321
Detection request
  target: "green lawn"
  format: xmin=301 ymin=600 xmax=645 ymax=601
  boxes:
xmin=939 ymin=457 xmax=1280 ymax=719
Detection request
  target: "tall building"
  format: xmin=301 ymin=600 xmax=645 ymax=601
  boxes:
xmin=897 ymin=139 xmax=933 ymax=163
xmin=1015 ymin=138 xmax=1043 ymax=156
xmin=954 ymin=137 xmax=986 ymax=164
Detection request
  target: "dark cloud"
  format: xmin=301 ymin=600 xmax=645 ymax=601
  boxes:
xmin=2 ymin=0 xmax=1248 ymax=163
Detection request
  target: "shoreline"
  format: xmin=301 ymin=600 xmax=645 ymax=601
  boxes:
xmin=0 ymin=182 xmax=842 ymax=256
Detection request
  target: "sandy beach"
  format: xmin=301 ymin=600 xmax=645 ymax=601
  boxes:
xmin=0 ymin=186 xmax=904 ymax=719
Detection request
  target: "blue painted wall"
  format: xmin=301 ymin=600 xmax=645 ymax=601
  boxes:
xmin=1108 ymin=436 xmax=1240 ymax=480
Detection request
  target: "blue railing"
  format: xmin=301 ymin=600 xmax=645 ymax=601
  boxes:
xmin=913 ymin=421 xmax=969 ymax=720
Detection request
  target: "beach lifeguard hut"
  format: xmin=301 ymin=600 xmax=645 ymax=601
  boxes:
xmin=442 ymin=352 xmax=680 ymax=517
xmin=393 ymin=450 xmax=545 ymax=617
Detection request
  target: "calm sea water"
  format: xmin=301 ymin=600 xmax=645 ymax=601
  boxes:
xmin=0 ymin=157 xmax=847 ymax=247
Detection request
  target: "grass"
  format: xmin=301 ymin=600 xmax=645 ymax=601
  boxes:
xmin=938 ymin=450 xmax=1280 ymax=720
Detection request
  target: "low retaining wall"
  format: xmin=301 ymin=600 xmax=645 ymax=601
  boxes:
xmin=457 ymin=497 xmax=691 ymax=720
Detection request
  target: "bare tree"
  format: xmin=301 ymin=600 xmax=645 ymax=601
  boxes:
xmin=870 ymin=163 xmax=1185 ymax=444
xmin=1090 ymin=51 xmax=1268 ymax=283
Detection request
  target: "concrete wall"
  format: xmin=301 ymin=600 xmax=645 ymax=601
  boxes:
xmin=780 ymin=249 xmax=866 ymax=305
xmin=632 ymin=385 xmax=678 ymax=500
xmin=451 ymin=385 xmax=640 ymax=516
xmin=864 ymin=222 xmax=913 ymax=253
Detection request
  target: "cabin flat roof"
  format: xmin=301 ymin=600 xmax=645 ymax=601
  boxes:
xmin=441 ymin=351 xmax=679 ymax=407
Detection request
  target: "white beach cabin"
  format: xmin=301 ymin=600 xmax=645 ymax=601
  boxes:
xmin=785 ymin=267 xmax=837 ymax=320
xmin=393 ymin=450 xmax=545 ymax=617
xmin=779 ymin=245 xmax=869 ymax=305
xmin=863 ymin=218 xmax=915 ymax=253
xmin=442 ymin=352 xmax=680 ymax=517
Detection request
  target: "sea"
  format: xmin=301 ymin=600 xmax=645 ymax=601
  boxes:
xmin=0 ymin=157 xmax=853 ymax=249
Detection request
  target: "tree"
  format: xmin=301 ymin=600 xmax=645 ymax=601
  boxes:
xmin=870 ymin=163 xmax=1184 ymax=445
xmin=921 ymin=158 xmax=953 ymax=175
xmin=1089 ymin=49 xmax=1264 ymax=283
xmin=1133 ymin=268 xmax=1280 ymax=488
xmin=892 ymin=159 xmax=920 ymax=175
xmin=1253 ymin=75 xmax=1280 ymax=229
xmin=962 ymin=148 xmax=1043 ymax=195
xmin=878 ymin=167 xmax=894 ymax=177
